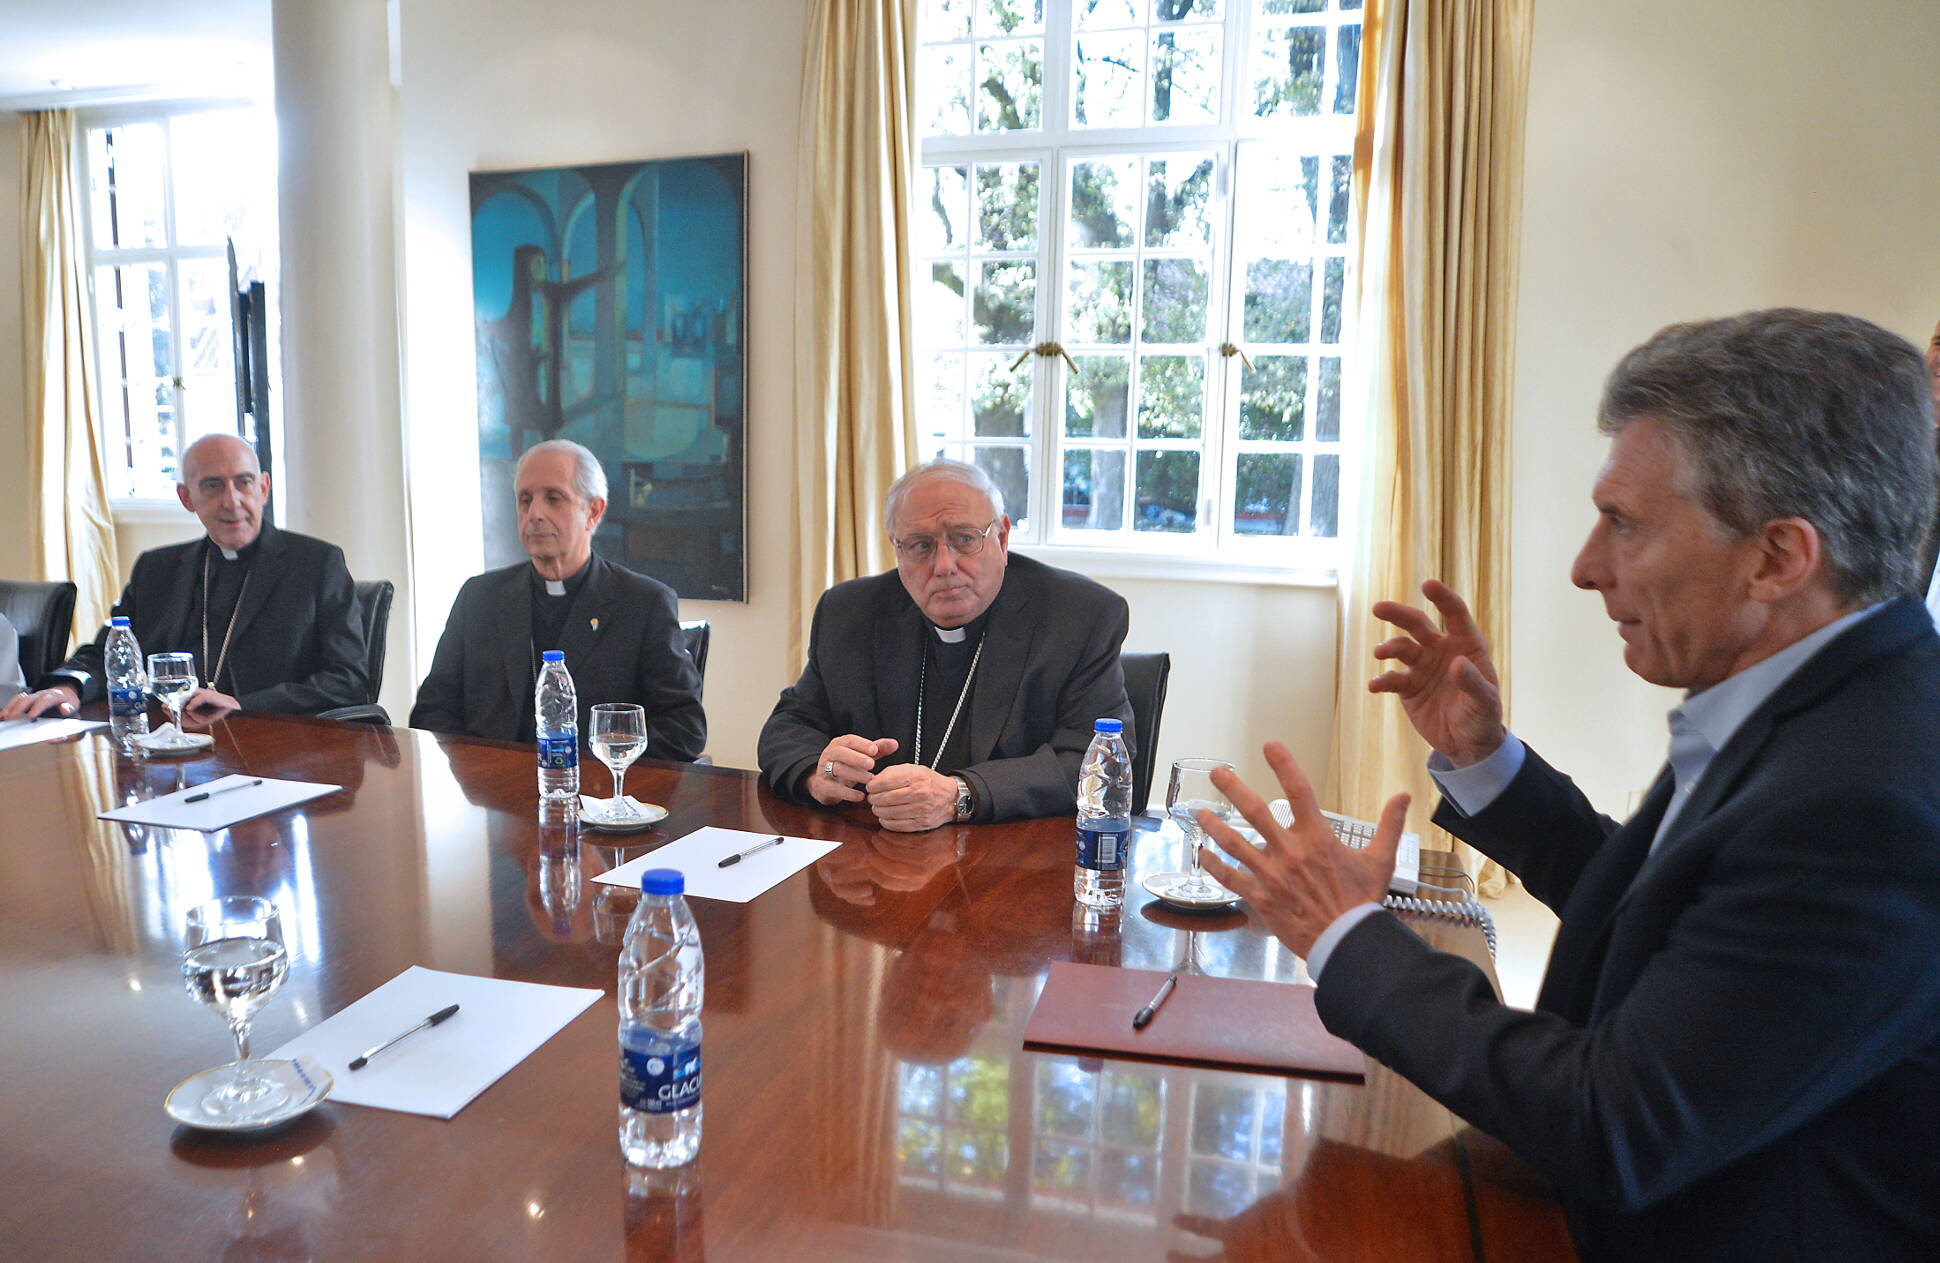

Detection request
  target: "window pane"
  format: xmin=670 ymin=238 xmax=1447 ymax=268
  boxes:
xmin=1078 ymin=0 xmax=1141 ymax=26
xmin=1258 ymin=0 xmax=1324 ymax=13
xmin=1243 ymin=259 xmax=1312 ymax=343
xmin=1328 ymin=154 xmax=1352 ymax=244
xmin=977 ymin=0 xmax=1044 ymax=36
xmin=976 ymin=163 xmax=1040 ymax=251
xmin=1239 ymin=355 xmax=1306 ymax=439
xmin=95 ymin=263 xmax=171 ymax=371
xmin=974 ymin=260 xmax=1036 ymax=343
xmin=1100 ymin=1070 xmax=1164 ymax=1147
xmin=1070 ymin=158 xmax=1139 ymax=247
xmin=977 ymin=40 xmax=1044 ymax=131
xmin=1316 ymin=355 xmax=1341 ymax=440
xmin=1334 ymin=23 xmax=1362 ymax=115
xmin=924 ymin=45 xmax=974 ymax=135
xmin=973 ymin=445 xmax=1030 ymax=527
xmin=1156 ymin=0 xmax=1221 ymax=18
xmin=1234 ymin=452 xmax=1301 ymax=536
xmin=925 ymin=0 xmax=974 ymax=40
xmin=1068 ymin=261 xmax=1134 ymax=343
xmin=178 ymin=258 xmax=236 ymax=381
xmin=1140 ymin=258 xmax=1207 ymax=343
xmin=89 ymin=123 xmax=168 ymax=250
xmin=1252 ymin=24 xmax=1326 ymax=119
xmin=1320 ymin=257 xmax=1345 ymax=343
xmin=1072 ymin=32 xmax=1142 ymax=128
xmin=924 ymin=261 xmax=969 ymax=344
xmin=1137 ymin=354 xmax=1202 ymax=438
xmin=1066 ymin=355 xmax=1131 ymax=437
xmin=922 ymin=166 xmax=971 ymax=254
xmin=922 ymin=351 xmax=968 ymax=440
xmin=970 ymin=352 xmax=1031 ymax=436
xmin=1234 ymin=148 xmax=1318 ymax=254
xmin=171 ymin=111 xmax=270 ymax=247
xmin=1135 ymin=449 xmax=1199 ymax=532
xmin=1144 ymin=154 xmax=1213 ymax=249
xmin=1063 ymin=448 xmax=1127 ymax=530
xmin=1312 ymin=451 xmax=1339 ymax=536
xmin=1099 ymin=1149 xmax=1162 ymax=1208
xmin=1150 ymin=27 xmax=1220 ymax=125
xmin=1035 ymin=1139 xmax=1090 ymax=1194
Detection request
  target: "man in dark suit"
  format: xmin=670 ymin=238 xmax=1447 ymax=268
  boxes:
xmin=759 ymin=459 xmax=1132 ymax=830
xmin=1198 ymin=310 xmax=1940 ymax=1260
xmin=411 ymin=439 xmax=705 ymax=761
xmin=2 ymin=434 xmax=367 ymax=719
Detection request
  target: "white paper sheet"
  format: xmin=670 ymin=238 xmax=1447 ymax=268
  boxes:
xmin=97 ymin=773 xmax=341 ymax=831
xmin=0 ymin=716 xmax=106 ymax=753
xmin=264 ymin=966 xmax=603 ymax=1119
xmin=593 ymin=825 xmax=841 ymax=902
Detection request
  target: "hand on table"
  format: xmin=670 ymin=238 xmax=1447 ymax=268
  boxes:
xmin=866 ymin=764 xmax=958 ymax=832
xmin=1 ymin=685 xmax=79 ymax=720
xmin=1368 ymin=578 xmax=1505 ymax=767
xmin=182 ymin=688 xmax=241 ymax=725
xmin=1196 ymin=742 xmax=1409 ymax=959
xmin=809 ymin=735 xmax=900 ymax=805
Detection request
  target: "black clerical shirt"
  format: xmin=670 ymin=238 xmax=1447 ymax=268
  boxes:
xmin=195 ymin=536 xmax=260 ymax=692
xmin=519 ymin=559 xmax=594 ymax=741
xmin=910 ymin=608 xmax=990 ymax=777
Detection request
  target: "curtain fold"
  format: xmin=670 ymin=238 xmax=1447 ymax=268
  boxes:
xmin=792 ymin=0 xmax=921 ymax=666
xmin=1328 ymin=0 xmax=1533 ymax=898
xmin=21 ymin=109 xmax=120 ymax=639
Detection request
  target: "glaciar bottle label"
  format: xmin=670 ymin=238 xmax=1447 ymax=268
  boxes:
xmin=1076 ymin=824 xmax=1128 ymax=872
xmin=621 ymin=1041 xmax=702 ymax=1114
xmin=537 ymin=734 xmax=578 ymax=770
xmin=109 ymin=686 xmax=145 ymax=718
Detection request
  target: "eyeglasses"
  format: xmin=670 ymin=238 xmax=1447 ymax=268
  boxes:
xmin=892 ymin=519 xmax=998 ymax=562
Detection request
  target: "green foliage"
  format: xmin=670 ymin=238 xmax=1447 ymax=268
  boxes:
xmin=1137 ymin=355 xmax=1203 ymax=439
xmin=1141 ymin=259 xmax=1208 ymax=343
xmin=1240 ymin=355 xmax=1306 ymax=440
xmin=1243 ymin=258 xmax=1312 ymax=344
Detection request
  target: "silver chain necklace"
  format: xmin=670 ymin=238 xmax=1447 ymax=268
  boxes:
xmin=915 ymin=632 xmax=985 ymax=769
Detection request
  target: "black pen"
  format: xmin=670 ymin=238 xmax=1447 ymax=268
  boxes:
xmin=348 ymin=1003 xmax=461 ymax=1070
xmin=1132 ymin=974 xmax=1178 ymax=1030
xmin=718 ymin=835 xmax=784 ymax=867
xmin=183 ymin=778 xmax=264 ymax=803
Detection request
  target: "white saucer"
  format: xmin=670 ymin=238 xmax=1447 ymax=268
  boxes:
xmin=580 ymin=801 xmax=669 ymax=833
xmin=132 ymin=729 xmax=214 ymax=756
xmin=165 ymin=1056 xmax=332 ymax=1131
xmin=1142 ymin=871 xmax=1242 ymax=912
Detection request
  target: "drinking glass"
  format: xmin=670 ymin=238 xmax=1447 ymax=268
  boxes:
xmin=180 ymin=896 xmax=292 ymax=1123
xmin=148 ymin=652 xmax=199 ymax=748
xmin=590 ymin=703 xmax=648 ymax=821
xmin=1162 ymin=758 xmax=1239 ymax=901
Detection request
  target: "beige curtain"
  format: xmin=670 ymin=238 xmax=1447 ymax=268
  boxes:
xmin=1327 ymin=0 xmax=1533 ymax=898
xmin=21 ymin=109 xmax=120 ymax=638
xmin=791 ymin=0 xmax=922 ymax=665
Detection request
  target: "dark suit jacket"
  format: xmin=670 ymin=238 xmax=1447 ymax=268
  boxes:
xmin=1316 ymin=597 xmax=1940 ymax=1261
xmin=409 ymin=555 xmax=706 ymax=762
xmin=758 ymin=553 xmax=1133 ymax=821
xmin=43 ymin=524 xmax=368 ymax=715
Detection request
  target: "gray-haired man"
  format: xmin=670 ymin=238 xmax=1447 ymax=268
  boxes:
xmin=411 ymin=439 xmax=706 ymax=760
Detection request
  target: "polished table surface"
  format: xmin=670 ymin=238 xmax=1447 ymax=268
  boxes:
xmin=0 ymin=713 xmax=1571 ymax=1261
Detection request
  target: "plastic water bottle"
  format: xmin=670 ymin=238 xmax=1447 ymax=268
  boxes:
xmin=619 ymin=868 xmax=704 ymax=1168
xmin=105 ymin=616 xmax=149 ymax=751
xmin=1074 ymin=717 xmax=1133 ymax=908
xmin=535 ymin=649 xmax=579 ymax=801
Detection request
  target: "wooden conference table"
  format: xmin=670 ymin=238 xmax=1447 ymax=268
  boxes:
xmin=0 ymin=713 xmax=1571 ymax=1261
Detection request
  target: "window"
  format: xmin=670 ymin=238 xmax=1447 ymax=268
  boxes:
xmin=916 ymin=0 xmax=1362 ymax=571
xmin=79 ymin=105 xmax=278 ymax=503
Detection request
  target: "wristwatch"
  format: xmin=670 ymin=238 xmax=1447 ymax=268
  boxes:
xmin=953 ymin=776 xmax=975 ymax=822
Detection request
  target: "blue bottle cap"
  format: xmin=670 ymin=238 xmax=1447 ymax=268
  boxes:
xmin=542 ymin=649 xmax=565 ymax=662
xmin=641 ymin=868 xmax=684 ymax=896
xmin=1093 ymin=718 xmax=1124 ymax=734
xmin=110 ymin=616 xmax=131 ymax=628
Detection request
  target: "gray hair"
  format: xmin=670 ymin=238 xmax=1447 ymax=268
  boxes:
xmin=1598 ymin=308 xmax=1935 ymax=605
xmin=882 ymin=458 xmax=1006 ymax=534
xmin=516 ymin=439 xmax=608 ymax=503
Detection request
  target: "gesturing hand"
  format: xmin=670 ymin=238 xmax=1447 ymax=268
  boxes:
xmin=1368 ymin=579 xmax=1505 ymax=767
xmin=810 ymin=735 xmax=899 ymax=806
xmin=1197 ymin=742 xmax=1409 ymax=959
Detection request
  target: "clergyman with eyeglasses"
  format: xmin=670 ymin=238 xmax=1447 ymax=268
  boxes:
xmin=759 ymin=459 xmax=1133 ymax=831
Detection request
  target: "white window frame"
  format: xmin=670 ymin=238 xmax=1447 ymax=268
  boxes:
xmin=916 ymin=0 xmax=1363 ymax=585
xmin=76 ymin=98 xmax=277 ymax=512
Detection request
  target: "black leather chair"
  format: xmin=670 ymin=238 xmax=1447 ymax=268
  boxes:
xmin=1120 ymin=651 xmax=1171 ymax=815
xmin=680 ymin=620 xmax=711 ymax=692
xmin=0 ymin=579 xmax=79 ymax=685
xmin=318 ymin=580 xmax=395 ymax=724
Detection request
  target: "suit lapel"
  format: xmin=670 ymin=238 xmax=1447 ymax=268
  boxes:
xmin=495 ymin=567 xmax=533 ymax=710
xmin=155 ymin=542 xmax=203 ymax=652
xmin=225 ymin=524 xmax=284 ymax=648
xmin=874 ymin=596 xmax=924 ymax=755
xmin=966 ymin=568 xmax=1033 ymax=762
xmin=555 ymin=556 xmax=609 ymax=674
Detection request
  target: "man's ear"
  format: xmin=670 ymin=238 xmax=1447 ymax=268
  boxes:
xmin=1746 ymin=516 xmax=1823 ymax=603
xmin=176 ymin=482 xmax=194 ymax=513
xmin=586 ymin=495 xmax=608 ymax=531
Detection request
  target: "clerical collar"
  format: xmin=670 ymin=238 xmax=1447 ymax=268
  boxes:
xmin=206 ymin=534 xmax=260 ymax=564
xmin=933 ymin=624 xmax=967 ymax=644
xmin=531 ymin=557 xmax=593 ymax=599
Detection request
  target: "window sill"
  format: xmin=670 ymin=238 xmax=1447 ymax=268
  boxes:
xmin=110 ymin=501 xmax=189 ymax=526
xmin=1014 ymin=543 xmax=1339 ymax=589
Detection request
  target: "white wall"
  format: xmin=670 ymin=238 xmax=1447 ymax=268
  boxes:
xmin=1509 ymin=0 xmax=1940 ymax=813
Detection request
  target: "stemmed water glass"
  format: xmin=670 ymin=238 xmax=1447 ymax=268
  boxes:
xmin=590 ymin=703 xmax=648 ymax=822
xmin=180 ymin=896 xmax=292 ymax=1124
xmin=147 ymin=652 xmax=199 ymax=748
xmin=1149 ymin=758 xmax=1240 ymax=904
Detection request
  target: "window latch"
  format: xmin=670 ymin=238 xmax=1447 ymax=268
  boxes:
xmin=1008 ymin=341 xmax=1079 ymax=375
xmin=1217 ymin=342 xmax=1255 ymax=371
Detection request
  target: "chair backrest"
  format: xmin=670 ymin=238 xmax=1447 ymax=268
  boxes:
xmin=0 ymin=579 xmax=79 ymax=684
xmin=1120 ymin=651 xmax=1171 ymax=815
xmin=680 ymin=620 xmax=711 ymax=693
xmin=354 ymin=580 xmax=395 ymax=704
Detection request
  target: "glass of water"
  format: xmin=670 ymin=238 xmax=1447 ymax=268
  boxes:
xmin=1162 ymin=758 xmax=1239 ymax=901
xmin=147 ymin=652 xmax=199 ymax=747
xmin=181 ymin=896 xmax=292 ymax=1123
xmin=590 ymin=703 xmax=648 ymax=821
